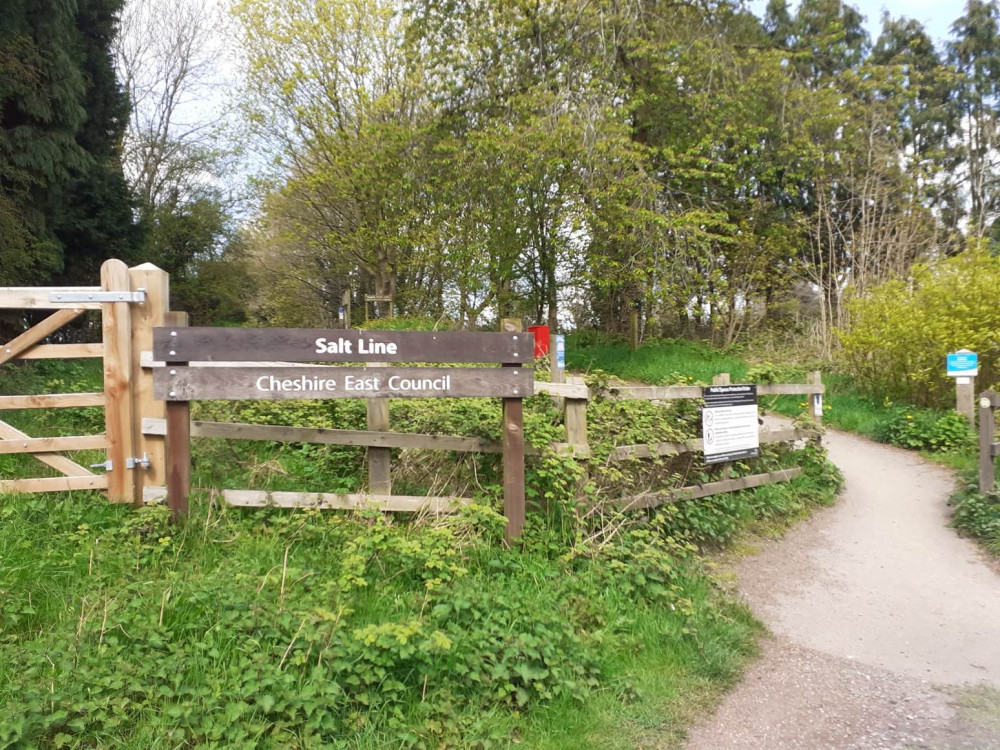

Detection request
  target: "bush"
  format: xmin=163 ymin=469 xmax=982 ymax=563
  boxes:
xmin=837 ymin=247 xmax=1000 ymax=406
xmin=874 ymin=409 xmax=974 ymax=452
xmin=952 ymin=487 xmax=1000 ymax=555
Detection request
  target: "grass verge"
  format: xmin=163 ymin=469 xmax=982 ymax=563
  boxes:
xmin=0 ymin=351 xmax=841 ymax=747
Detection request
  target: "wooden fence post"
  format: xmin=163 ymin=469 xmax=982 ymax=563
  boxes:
xmin=164 ymin=311 xmax=190 ymax=521
xmin=712 ymin=373 xmax=731 ymax=386
xmin=956 ymin=377 xmax=976 ymax=425
xmin=101 ymin=260 xmax=137 ymax=503
xmin=979 ymin=391 xmax=996 ymax=494
xmin=128 ymin=263 xmax=169 ymax=506
xmin=565 ymin=376 xmax=588 ymax=450
xmin=808 ymin=370 xmax=823 ymax=424
xmin=501 ymin=318 xmax=525 ymax=544
xmin=629 ymin=312 xmax=640 ymax=351
xmin=367 ymin=381 xmax=391 ymax=495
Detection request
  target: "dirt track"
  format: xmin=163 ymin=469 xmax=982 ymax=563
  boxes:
xmin=684 ymin=427 xmax=1000 ymax=749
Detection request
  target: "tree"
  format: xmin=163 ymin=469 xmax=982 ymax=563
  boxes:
xmin=948 ymin=0 xmax=1000 ymax=239
xmin=0 ymin=0 xmax=135 ymax=285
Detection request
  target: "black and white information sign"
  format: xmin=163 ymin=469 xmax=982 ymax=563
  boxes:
xmin=702 ymin=385 xmax=759 ymax=464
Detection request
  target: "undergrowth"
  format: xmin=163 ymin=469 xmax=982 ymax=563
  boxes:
xmin=0 ymin=351 xmax=841 ymax=746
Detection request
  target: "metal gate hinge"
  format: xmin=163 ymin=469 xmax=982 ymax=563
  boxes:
xmin=126 ymin=453 xmax=150 ymax=470
xmin=89 ymin=453 xmax=150 ymax=472
xmin=50 ymin=288 xmax=147 ymax=304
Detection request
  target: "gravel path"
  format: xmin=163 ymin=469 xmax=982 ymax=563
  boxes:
xmin=684 ymin=427 xmax=1000 ymax=749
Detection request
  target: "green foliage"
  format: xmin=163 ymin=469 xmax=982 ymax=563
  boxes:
xmin=565 ymin=336 xmax=748 ymax=385
xmin=874 ymin=409 xmax=975 ymax=452
xmin=358 ymin=317 xmax=456 ymax=332
xmin=0 ymin=348 xmax=840 ymax=746
xmin=952 ymin=485 xmax=1000 ymax=555
xmin=745 ymin=361 xmax=807 ymax=384
xmin=837 ymin=248 xmax=1000 ymax=406
xmin=0 ymin=0 xmax=135 ymax=286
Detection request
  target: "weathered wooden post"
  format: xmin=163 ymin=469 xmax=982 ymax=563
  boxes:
xmin=712 ymin=373 xmax=731 ymax=386
xmin=629 ymin=311 xmax=640 ymax=351
xmin=101 ymin=260 xmax=137 ymax=504
xmin=127 ymin=263 xmax=170 ymax=506
xmin=808 ymin=370 xmax=823 ymax=425
xmin=366 ymin=375 xmax=391 ymax=495
xmin=163 ymin=311 xmax=190 ymax=521
xmin=979 ymin=391 xmax=996 ymax=494
xmin=501 ymin=318 xmax=526 ymax=544
xmin=948 ymin=350 xmax=978 ymax=424
xmin=564 ymin=376 xmax=588 ymax=451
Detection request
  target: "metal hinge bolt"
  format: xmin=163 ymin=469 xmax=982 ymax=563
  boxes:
xmin=126 ymin=453 xmax=151 ymax=470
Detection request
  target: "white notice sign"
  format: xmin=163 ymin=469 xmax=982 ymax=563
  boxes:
xmin=703 ymin=385 xmax=760 ymax=464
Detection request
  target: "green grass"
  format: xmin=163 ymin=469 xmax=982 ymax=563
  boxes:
xmin=0 ymin=352 xmax=842 ymax=747
xmin=565 ymin=335 xmax=748 ymax=385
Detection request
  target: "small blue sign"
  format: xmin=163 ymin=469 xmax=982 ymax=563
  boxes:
xmin=555 ymin=334 xmax=565 ymax=370
xmin=946 ymin=350 xmax=978 ymax=377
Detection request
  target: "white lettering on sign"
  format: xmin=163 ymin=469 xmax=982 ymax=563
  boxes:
xmin=388 ymin=375 xmax=451 ymax=391
xmin=253 ymin=372 xmax=454 ymax=394
xmin=256 ymin=374 xmax=339 ymax=392
xmin=314 ymin=337 xmax=399 ymax=356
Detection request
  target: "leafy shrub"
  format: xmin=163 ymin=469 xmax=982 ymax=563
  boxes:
xmin=357 ymin=316 xmax=456 ymax=331
xmin=837 ymin=247 xmax=1000 ymax=406
xmin=874 ymin=409 xmax=974 ymax=452
xmin=745 ymin=361 xmax=806 ymax=384
xmin=952 ymin=489 xmax=1000 ymax=554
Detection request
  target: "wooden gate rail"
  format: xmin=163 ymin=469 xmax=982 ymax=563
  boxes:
xmin=0 ymin=260 xmax=170 ymax=504
xmin=620 ymin=468 xmax=803 ymax=511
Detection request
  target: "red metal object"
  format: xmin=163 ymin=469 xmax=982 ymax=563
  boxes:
xmin=527 ymin=325 xmax=550 ymax=357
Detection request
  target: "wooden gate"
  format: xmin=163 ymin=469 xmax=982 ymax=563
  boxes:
xmin=0 ymin=260 xmax=169 ymax=503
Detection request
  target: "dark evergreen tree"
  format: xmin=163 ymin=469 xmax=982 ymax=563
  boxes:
xmin=0 ymin=0 xmax=137 ymax=286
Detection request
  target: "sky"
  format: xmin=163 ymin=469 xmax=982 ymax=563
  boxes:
xmin=747 ymin=0 xmax=963 ymax=46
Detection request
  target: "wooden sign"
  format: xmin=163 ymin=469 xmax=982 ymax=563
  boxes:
xmin=152 ymin=328 xmax=531 ymax=364
xmin=154 ymin=366 xmax=533 ymax=401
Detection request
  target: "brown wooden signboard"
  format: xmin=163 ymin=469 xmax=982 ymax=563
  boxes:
xmin=154 ymin=366 xmax=532 ymax=401
xmin=153 ymin=325 xmax=530 ymax=543
xmin=153 ymin=328 xmax=532 ymax=364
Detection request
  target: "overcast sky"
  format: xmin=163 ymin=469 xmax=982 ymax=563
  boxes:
xmin=747 ymin=0 xmax=964 ymax=46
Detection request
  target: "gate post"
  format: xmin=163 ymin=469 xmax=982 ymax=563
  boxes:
xmin=127 ymin=264 xmax=170 ymax=506
xmin=164 ymin=311 xmax=190 ymax=521
xmin=979 ymin=391 xmax=996 ymax=494
xmin=101 ymin=260 xmax=137 ymax=503
xmin=501 ymin=318 xmax=525 ymax=543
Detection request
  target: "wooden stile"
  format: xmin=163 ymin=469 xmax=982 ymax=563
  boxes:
xmin=101 ymin=260 xmax=137 ymax=503
xmin=163 ymin=311 xmax=191 ymax=521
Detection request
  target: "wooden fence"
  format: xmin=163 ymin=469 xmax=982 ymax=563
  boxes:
xmin=1 ymin=260 xmax=826 ymax=526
